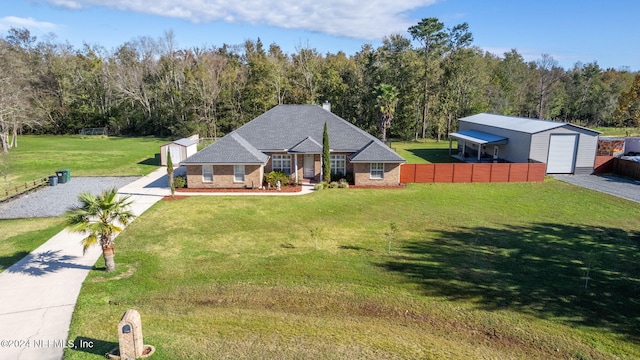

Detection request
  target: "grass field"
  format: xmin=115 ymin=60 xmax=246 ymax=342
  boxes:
xmin=65 ymin=180 xmax=640 ymax=359
xmin=595 ymin=127 xmax=640 ymax=137
xmin=0 ymin=218 xmax=66 ymax=272
xmin=390 ymin=139 xmax=461 ymax=164
xmin=0 ymin=135 xmax=165 ymax=273
xmin=1 ymin=135 xmax=166 ymax=186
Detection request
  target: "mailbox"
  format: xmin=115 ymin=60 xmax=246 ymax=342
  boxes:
xmin=117 ymin=310 xmax=144 ymax=359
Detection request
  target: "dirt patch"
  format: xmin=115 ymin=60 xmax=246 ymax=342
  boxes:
xmin=162 ymin=195 xmax=189 ymax=201
xmin=92 ymin=264 xmax=136 ymax=282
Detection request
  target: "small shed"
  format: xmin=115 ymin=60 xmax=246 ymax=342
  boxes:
xmin=449 ymin=113 xmax=600 ymax=174
xmin=160 ymin=135 xmax=199 ymax=166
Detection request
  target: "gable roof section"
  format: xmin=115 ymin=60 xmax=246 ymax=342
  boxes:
xmin=183 ymin=105 xmax=405 ymax=165
xmin=235 ymin=104 xmax=383 ymax=152
xmin=181 ymin=132 xmax=268 ymax=165
xmin=163 ymin=138 xmax=198 ymax=147
xmin=460 ymin=113 xmax=599 ymax=135
xmin=289 ymin=136 xmax=323 ymax=153
xmin=350 ymin=140 xmax=406 ymax=163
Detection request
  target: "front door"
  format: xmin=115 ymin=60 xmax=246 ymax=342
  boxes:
xmin=304 ymin=154 xmax=315 ymax=179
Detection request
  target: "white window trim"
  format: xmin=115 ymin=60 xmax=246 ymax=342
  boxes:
xmin=370 ymin=163 xmax=384 ymax=179
xmin=234 ymin=165 xmax=245 ymax=183
xmin=330 ymin=154 xmax=346 ymax=175
xmin=202 ymin=165 xmax=214 ymax=183
xmin=272 ymin=154 xmax=292 ymax=174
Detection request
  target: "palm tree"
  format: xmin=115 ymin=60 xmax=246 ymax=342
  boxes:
xmin=376 ymin=84 xmax=399 ymax=142
xmin=66 ymin=188 xmax=135 ymax=272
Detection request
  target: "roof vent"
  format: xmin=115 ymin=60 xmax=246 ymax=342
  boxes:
xmin=322 ymin=101 xmax=331 ymax=112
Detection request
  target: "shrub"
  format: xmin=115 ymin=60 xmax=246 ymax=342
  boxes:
xmin=339 ymin=181 xmax=349 ymax=189
xmin=330 ymin=181 xmax=339 ymax=188
xmin=314 ymin=183 xmax=324 ymax=191
xmin=264 ymin=171 xmax=290 ymax=187
xmin=174 ymin=175 xmax=187 ymax=188
xmin=331 ymin=172 xmax=354 ymax=184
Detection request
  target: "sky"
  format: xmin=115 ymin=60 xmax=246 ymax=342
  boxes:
xmin=1 ymin=0 xmax=638 ymax=71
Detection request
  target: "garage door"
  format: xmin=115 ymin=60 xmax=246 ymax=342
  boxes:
xmin=546 ymin=134 xmax=578 ymax=174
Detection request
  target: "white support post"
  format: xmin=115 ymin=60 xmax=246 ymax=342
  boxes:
xmin=449 ymin=137 xmax=453 ymax=155
xmin=294 ymin=153 xmax=299 ymax=183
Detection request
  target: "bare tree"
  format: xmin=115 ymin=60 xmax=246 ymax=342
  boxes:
xmin=535 ymin=54 xmax=563 ymax=119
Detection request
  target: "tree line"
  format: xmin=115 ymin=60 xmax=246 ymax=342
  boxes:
xmin=1 ymin=18 xmax=639 ymax=153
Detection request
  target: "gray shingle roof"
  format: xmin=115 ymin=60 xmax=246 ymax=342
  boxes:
xmin=289 ymin=136 xmax=323 ymax=153
xmin=184 ymin=105 xmax=405 ymax=165
xmin=181 ymin=132 xmax=268 ymax=165
xmin=235 ymin=105 xmax=383 ymax=151
xmin=350 ymin=140 xmax=406 ymax=163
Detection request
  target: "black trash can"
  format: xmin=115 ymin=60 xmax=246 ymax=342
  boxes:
xmin=56 ymin=171 xmax=67 ymax=184
xmin=48 ymin=175 xmax=58 ymax=186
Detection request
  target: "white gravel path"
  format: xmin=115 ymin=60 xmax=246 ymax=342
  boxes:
xmin=0 ymin=176 xmax=140 ymax=219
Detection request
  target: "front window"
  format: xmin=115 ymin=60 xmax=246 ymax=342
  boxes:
xmin=234 ymin=165 xmax=245 ymax=182
xmin=202 ymin=165 xmax=213 ymax=182
xmin=330 ymin=154 xmax=346 ymax=175
xmin=272 ymin=154 xmax=291 ymax=174
xmin=370 ymin=163 xmax=384 ymax=179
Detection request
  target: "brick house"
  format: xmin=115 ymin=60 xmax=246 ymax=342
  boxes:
xmin=181 ymin=104 xmax=405 ymax=188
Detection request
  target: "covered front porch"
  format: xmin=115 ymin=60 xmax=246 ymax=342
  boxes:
xmin=448 ymin=129 xmax=509 ymax=163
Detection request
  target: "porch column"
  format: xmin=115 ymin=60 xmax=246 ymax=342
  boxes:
xmin=320 ymin=155 xmax=323 ymax=181
xmin=294 ymin=153 xmax=299 ymax=183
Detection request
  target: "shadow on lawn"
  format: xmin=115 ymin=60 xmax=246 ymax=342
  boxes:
xmin=380 ymin=223 xmax=640 ymax=340
xmin=68 ymin=336 xmax=118 ymax=356
xmin=407 ymin=148 xmax=463 ymax=163
xmin=0 ymin=251 xmax=29 ymax=272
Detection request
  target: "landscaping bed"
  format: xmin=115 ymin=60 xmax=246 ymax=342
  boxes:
xmin=176 ymin=185 xmax=302 ymax=193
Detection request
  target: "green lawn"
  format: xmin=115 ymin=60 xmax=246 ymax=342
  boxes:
xmin=0 ymin=218 xmax=66 ymax=272
xmin=390 ymin=139 xmax=462 ymax=164
xmin=1 ymin=135 xmax=166 ymax=185
xmin=66 ymin=180 xmax=640 ymax=359
xmin=0 ymin=135 xmax=166 ymax=273
xmin=594 ymin=127 xmax=640 ymax=137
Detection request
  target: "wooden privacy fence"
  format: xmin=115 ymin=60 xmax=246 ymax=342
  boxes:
xmin=612 ymin=158 xmax=640 ymax=180
xmin=400 ymin=163 xmax=546 ymax=183
xmin=593 ymin=156 xmax=640 ymax=180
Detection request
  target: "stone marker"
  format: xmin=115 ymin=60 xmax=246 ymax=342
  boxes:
xmin=118 ymin=309 xmax=144 ymax=359
xmin=108 ymin=309 xmax=155 ymax=359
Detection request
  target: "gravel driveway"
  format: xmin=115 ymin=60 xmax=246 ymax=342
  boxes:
xmin=553 ymin=174 xmax=640 ymax=203
xmin=0 ymin=176 xmax=140 ymax=219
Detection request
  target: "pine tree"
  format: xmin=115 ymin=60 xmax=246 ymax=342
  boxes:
xmin=167 ymin=151 xmax=175 ymax=196
xmin=322 ymin=122 xmax=331 ymax=182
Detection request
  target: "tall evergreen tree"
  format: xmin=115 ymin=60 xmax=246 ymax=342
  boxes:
xmin=322 ymin=122 xmax=330 ymax=182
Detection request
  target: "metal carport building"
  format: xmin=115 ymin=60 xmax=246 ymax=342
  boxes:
xmin=449 ymin=113 xmax=600 ymax=174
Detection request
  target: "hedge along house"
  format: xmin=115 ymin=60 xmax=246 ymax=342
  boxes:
xmin=180 ymin=104 xmax=406 ymax=188
xmin=449 ymin=113 xmax=599 ymax=174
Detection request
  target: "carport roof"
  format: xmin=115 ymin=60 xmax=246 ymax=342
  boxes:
xmin=449 ymin=129 xmax=508 ymax=145
xmin=459 ymin=113 xmax=600 ymax=135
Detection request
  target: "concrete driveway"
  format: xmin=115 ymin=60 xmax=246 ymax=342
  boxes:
xmin=553 ymin=174 xmax=640 ymax=203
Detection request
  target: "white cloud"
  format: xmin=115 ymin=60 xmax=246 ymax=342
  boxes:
xmin=40 ymin=0 xmax=438 ymax=40
xmin=0 ymin=16 xmax=58 ymax=32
